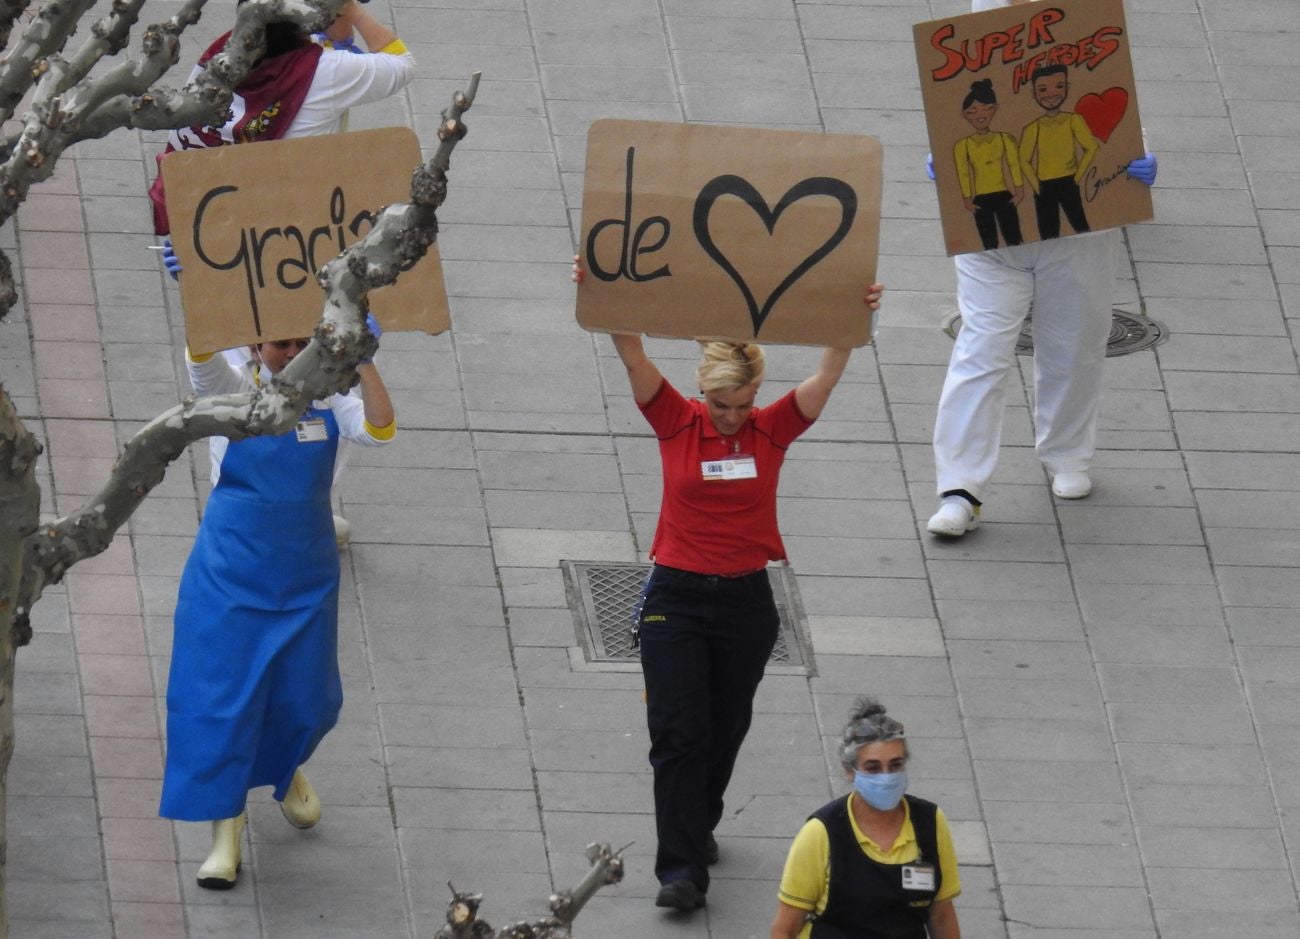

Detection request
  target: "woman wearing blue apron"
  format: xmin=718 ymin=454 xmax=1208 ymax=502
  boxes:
xmin=163 ymin=322 xmax=394 ymax=889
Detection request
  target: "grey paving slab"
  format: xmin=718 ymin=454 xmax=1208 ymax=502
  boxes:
xmin=1153 ymin=910 xmax=1300 ymax=939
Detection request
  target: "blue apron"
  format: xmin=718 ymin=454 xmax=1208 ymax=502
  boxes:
xmin=161 ymin=407 xmax=342 ymax=821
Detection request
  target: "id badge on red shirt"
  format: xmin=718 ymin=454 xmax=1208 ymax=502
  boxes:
xmin=701 ymin=455 xmax=757 ymax=481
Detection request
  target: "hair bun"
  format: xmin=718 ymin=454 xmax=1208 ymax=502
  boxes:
xmin=851 ymin=696 xmax=888 ymax=721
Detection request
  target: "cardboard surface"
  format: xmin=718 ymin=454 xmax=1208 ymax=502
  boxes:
xmin=576 ymin=119 xmax=881 ymax=348
xmin=914 ymin=0 xmax=1152 ymax=256
xmin=163 ymin=126 xmax=450 ymax=354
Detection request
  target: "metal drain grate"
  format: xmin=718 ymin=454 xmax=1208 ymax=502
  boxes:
xmin=561 ymin=561 xmax=809 ymax=670
xmin=942 ymin=308 xmax=1166 ymax=357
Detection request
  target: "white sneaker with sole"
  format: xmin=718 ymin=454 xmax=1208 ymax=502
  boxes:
xmin=927 ymin=497 xmax=980 ymax=537
xmin=1051 ymin=471 xmax=1092 ymax=499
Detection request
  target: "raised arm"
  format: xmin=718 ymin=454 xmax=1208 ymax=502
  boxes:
xmin=356 ymin=362 xmax=395 ymax=432
xmin=793 ymin=282 xmax=883 ymax=421
xmin=573 ymin=255 xmax=665 ymax=404
xmin=327 ymin=1 xmax=400 ymax=51
xmin=611 ymin=333 xmax=665 ymax=405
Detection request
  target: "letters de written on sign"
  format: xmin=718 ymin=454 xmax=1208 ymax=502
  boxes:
xmin=576 ymin=119 xmax=882 ymax=348
xmin=163 ymin=126 xmax=451 ymax=356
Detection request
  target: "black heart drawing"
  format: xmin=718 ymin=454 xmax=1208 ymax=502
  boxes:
xmin=692 ymin=175 xmax=857 ymax=336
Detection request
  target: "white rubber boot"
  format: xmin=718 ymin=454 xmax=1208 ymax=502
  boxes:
xmin=196 ymin=813 xmax=246 ymax=890
xmin=279 ymin=767 xmax=322 ymax=830
xmin=333 ymin=514 xmax=351 ymax=548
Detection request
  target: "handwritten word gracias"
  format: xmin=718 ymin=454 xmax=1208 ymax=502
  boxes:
xmin=191 ymin=185 xmax=373 ymax=331
xmin=928 ymin=6 xmax=1122 ymax=94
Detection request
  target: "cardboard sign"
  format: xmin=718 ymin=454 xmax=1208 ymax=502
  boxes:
xmin=163 ymin=126 xmax=450 ymax=355
xmin=914 ymin=0 xmax=1152 ymax=256
xmin=577 ymin=119 xmax=881 ymax=348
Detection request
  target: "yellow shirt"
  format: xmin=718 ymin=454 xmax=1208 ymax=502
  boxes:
xmin=953 ymin=131 xmax=1023 ymax=198
xmin=1020 ymin=111 xmax=1098 ymax=183
xmin=777 ymin=794 xmax=961 ymax=938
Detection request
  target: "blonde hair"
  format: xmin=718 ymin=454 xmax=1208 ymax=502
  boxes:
xmin=697 ymin=342 xmax=765 ymax=393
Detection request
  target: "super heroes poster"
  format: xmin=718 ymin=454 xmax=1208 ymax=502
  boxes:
xmin=914 ymin=0 xmax=1152 ymax=256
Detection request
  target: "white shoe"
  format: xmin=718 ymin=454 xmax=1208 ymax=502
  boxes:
xmin=196 ymin=813 xmax=246 ymax=890
xmin=1051 ymin=471 xmax=1092 ymax=499
xmin=333 ymin=514 xmax=351 ymax=548
xmin=927 ymin=497 xmax=980 ymax=537
xmin=279 ymin=767 xmax=321 ymax=830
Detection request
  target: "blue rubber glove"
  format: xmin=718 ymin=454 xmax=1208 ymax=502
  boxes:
xmin=1126 ymin=152 xmax=1158 ymax=186
xmin=161 ymin=239 xmax=181 ymax=280
xmin=360 ymin=312 xmax=382 ymax=363
xmin=312 ymin=32 xmax=364 ymax=52
xmin=925 ymin=153 xmax=935 ymax=182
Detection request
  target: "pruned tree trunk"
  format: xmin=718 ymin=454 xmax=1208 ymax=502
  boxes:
xmin=434 ymin=843 xmax=627 ymax=939
xmin=0 ymin=387 xmax=39 ymax=930
xmin=0 ymin=0 xmax=481 ymax=928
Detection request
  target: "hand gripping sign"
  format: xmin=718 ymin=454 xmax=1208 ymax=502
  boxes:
xmin=163 ymin=126 xmax=450 ymax=355
xmin=914 ymin=0 xmax=1152 ymax=256
xmin=576 ymin=119 xmax=882 ymax=348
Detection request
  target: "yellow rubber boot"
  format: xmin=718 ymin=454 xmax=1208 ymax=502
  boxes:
xmin=279 ymin=767 xmax=322 ymax=829
xmin=196 ymin=813 xmax=246 ymax=889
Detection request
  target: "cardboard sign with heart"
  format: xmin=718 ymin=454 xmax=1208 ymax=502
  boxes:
xmin=576 ymin=119 xmax=882 ymax=348
xmin=913 ymin=0 xmax=1153 ymax=255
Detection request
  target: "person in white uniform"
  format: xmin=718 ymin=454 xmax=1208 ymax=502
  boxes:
xmin=927 ymin=0 xmax=1158 ymax=537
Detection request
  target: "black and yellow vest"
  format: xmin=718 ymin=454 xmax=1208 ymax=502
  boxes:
xmin=807 ymin=794 xmax=941 ymax=939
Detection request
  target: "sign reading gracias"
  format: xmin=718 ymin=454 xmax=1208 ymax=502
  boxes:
xmin=163 ymin=126 xmax=450 ymax=355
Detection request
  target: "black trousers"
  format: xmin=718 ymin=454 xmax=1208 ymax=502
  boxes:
xmin=972 ymin=190 xmax=1023 ymax=250
xmin=1034 ymin=175 xmax=1090 ymax=239
xmin=638 ymin=565 xmax=779 ymax=891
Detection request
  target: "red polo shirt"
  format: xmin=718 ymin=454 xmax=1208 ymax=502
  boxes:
xmin=639 ymin=379 xmax=814 ymax=574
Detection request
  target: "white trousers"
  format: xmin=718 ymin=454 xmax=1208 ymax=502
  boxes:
xmin=933 ymin=230 xmax=1118 ymax=502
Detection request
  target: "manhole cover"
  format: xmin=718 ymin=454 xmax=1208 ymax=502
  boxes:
xmin=560 ymin=561 xmax=811 ymax=671
xmin=942 ymin=308 xmax=1165 ymax=357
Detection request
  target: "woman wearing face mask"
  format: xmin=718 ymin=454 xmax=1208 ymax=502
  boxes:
xmin=575 ymin=259 xmax=884 ymax=913
xmin=771 ymin=698 xmax=961 ymax=939
xmin=162 ymin=322 xmax=394 ymax=889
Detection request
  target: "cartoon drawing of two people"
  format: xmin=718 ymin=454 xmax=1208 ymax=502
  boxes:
xmin=953 ymin=64 xmax=1099 ymax=248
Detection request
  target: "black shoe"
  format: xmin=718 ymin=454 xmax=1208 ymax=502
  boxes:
xmin=656 ymin=880 xmax=706 ymax=912
xmin=705 ymin=833 xmax=719 ymax=866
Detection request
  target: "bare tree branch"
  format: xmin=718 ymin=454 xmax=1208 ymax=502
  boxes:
xmin=0 ymin=0 xmax=95 ymax=124
xmin=0 ymin=0 xmax=352 ymax=317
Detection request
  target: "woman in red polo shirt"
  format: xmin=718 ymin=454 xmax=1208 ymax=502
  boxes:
xmin=579 ymin=265 xmax=883 ymax=912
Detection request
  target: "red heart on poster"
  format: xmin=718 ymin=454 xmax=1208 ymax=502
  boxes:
xmin=1075 ymin=87 xmax=1128 ymax=142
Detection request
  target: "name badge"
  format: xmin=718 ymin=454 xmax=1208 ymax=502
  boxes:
xmin=700 ymin=455 xmax=758 ymax=481
xmin=901 ymin=862 xmax=935 ymax=892
xmin=295 ymin=418 xmax=329 ymax=443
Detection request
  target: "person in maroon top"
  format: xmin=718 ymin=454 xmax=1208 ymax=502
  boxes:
xmin=578 ymin=260 xmax=884 ymax=913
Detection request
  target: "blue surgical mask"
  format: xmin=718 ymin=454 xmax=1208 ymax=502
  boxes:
xmin=853 ymin=770 xmax=908 ymax=811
